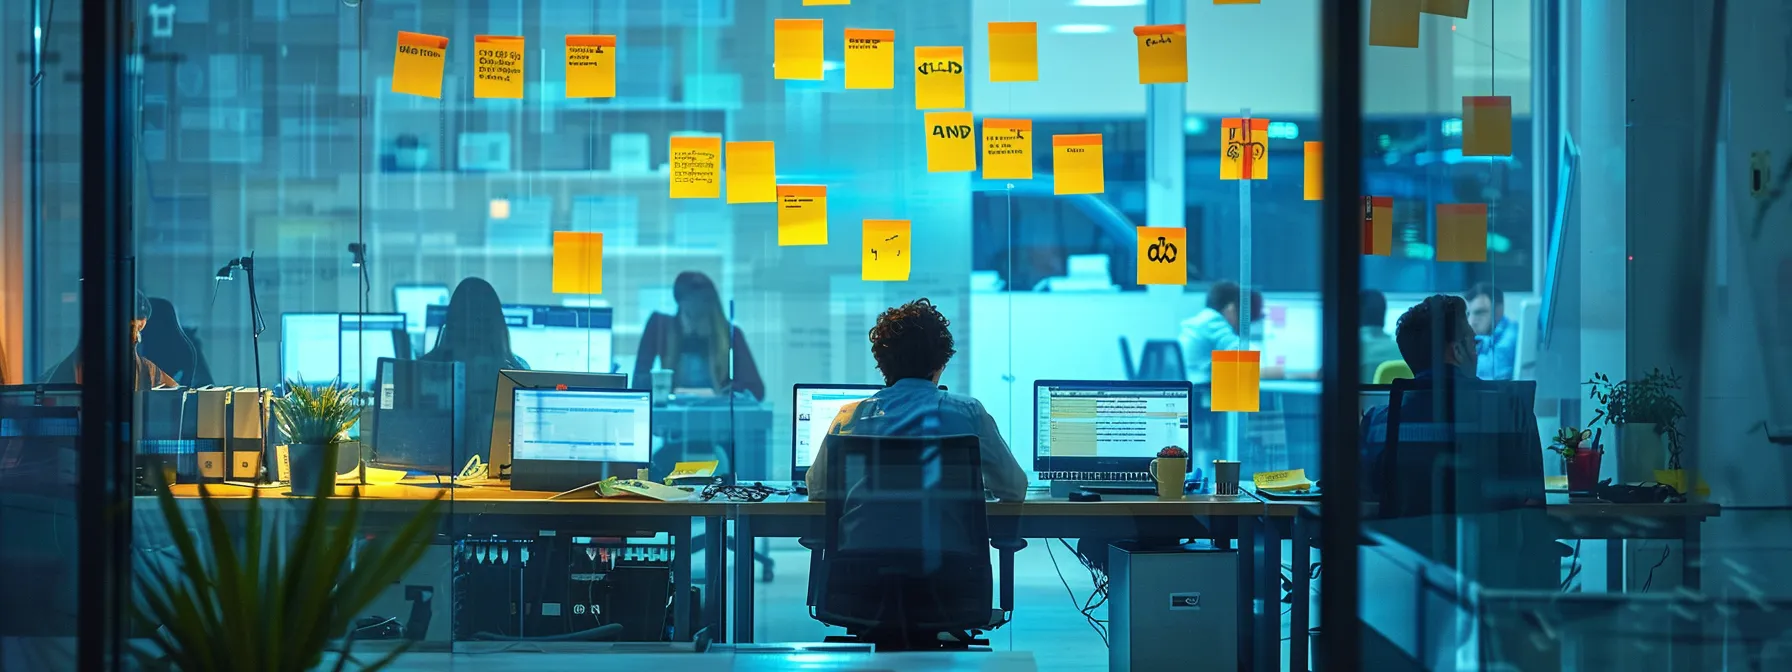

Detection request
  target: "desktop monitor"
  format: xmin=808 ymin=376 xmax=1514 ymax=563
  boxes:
xmin=280 ymin=313 xmax=407 ymax=389
xmin=366 ymin=358 xmax=466 ymax=474
xmin=423 ymin=304 xmax=615 ymax=373
xmin=393 ymin=283 xmax=451 ymax=335
xmin=488 ymin=369 xmax=628 ymax=470
xmin=1033 ymin=380 xmax=1195 ymax=476
xmin=790 ymin=383 xmax=883 ymax=480
xmin=509 ymin=387 xmax=652 ymax=492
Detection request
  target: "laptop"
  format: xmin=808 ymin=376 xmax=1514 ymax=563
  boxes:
xmin=790 ymin=383 xmax=882 ymax=481
xmin=487 ymin=369 xmax=627 ymax=471
xmin=510 ymin=387 xmax=652 ymax=492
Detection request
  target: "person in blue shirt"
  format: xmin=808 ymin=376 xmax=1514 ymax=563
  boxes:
xmin=1179 ymin=280 xmax=1277 ymax=383
xmin=1466 ymin=282 xmax=1517 ymax=380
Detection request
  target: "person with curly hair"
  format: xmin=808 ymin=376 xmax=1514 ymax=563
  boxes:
xmin=804 ymin=298 xmax=1026 ymax=502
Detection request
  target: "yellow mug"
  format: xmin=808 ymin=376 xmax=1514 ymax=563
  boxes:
xmin=1148 ymin=457 xmax=1188 ymax=500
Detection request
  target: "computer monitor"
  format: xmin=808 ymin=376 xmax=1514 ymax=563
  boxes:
xmin=393 ymin=283 xmax=451 ymax=335
xmin=509 ymin=387 xmax=652 ymax=492
xmin=488 ymin=369 xmax=628 ymax=470
xmin=423 ymin=304 xmax=615 ymax=373
xmin=1033 ymin=380 xmax=1195 ymax=475
xmin=790 ymin=383 xmax=882 ymax=480
xmin=366 ymin=358 xmax=466 ymax=474
xmin=281 ymin=313 xmax=407 ymax=389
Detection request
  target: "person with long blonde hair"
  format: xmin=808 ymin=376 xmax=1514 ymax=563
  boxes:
xmin=631 ymin=271 xmax=764 ymax=400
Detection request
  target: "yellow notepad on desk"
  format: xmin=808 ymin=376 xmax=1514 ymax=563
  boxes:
xmin=1253 ymin=469 xmax=1313 ymax=493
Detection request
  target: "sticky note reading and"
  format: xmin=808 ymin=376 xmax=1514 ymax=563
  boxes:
xmin=988 ymin=22 xmax=1038 ymax=82
xmin=726 ymin=141 xmax=776 ymax=204
xmin=669 ymin=136 xmax=722 ymax=199
xmin=1136 ymin=227 xmax=1187 ymax=286
xmin=552 ymin=232 xmax=604 ymax=294
xmin=915 ymin=47 xmax=965 ymax=109
xmin=926 ymin=112 xmax=976 ymax=173
xmin=1053 ymin=134 xmax=1105 ymax=195
xmin=844 ymin=29 xmax=895 ymax=89
xmin=1462 ymin=96 xmax=1513 ymax=156
xmin=1363 ymin=196 xmax=1393 ymax=256
xmin=1421 ymin=0 xmax=1470 ymax=18
xmin=1211 ymin=350 xmax=1261 ymax=413
xmin=1220 ymin=117 xmax=1269 ymax=180
xmin=863 ymin=220 xmax=911 ymax=282
xmin=982 ymin=118 xmax=1033 ymax=180
xmin=1134 ymin=25 xmax=1188 ymax=85
xmin=392 ymin=31 xmax=449 ymax=98
xmin=1304 ymin=141 xmax=1323 ymax=201
xmin=565 ymin=35 xmax=617 ymax=98
xmin=774 ymin=19 xmax=824 ymax=81
xmin=777 ymin=185 xmax=828 ymax=246
xmin=473 ymin=35 xmax=526 ymax=99
xmin=1436 ymin=203 xmax=1488 ymax=262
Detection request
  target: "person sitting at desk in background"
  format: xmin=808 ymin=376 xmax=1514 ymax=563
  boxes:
xmin=138 ymin=296 xmax=216 ymax=387
xmin=1359 ymin=289 xmax=1403 ymax=383
xmin=1465 ymin=281 xmax=1517 ymax=380
xmin=806 ymin=298 xmax=1027 ymax=503
xmin=1178 ymin=280 xmax=1297 ymax=383
xmin=418 ymin=277 xmax=528 ymax=462
xmin=43 ymin=290 xmax=178 ymax=390
xmin=632 ymin=271 xmax=765 ymax=401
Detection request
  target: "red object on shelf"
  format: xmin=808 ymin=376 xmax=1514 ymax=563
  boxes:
xmin=1564 ymin=448 xmax=1601 ymax=492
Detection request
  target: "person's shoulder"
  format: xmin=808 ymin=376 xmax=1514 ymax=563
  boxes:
xmin=943 ymin=389 xmax=992 ymax=415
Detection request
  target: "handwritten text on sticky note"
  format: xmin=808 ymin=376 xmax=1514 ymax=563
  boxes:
xmin=473 ymin=35 xmax=526 ymax=99
xmin=863 ymin=220 xmax=911 ymax=282
xmin=778 ymin=185 xmax=828 ymax=246
xmin=1136 ymin=227 xmax=1187 ymax=286
xmin=565 ymin=35 xmax=617 ymax=98
xmin=926 ymin=112 xmax=976 ymax=173
xmin=393 ymin=31 xmax=449 ymax=98
xmin=915 ymin=46 xmax=965 ymax=109
xmin=982 ymin=118 xmax=1033 ymax=180
xmin=1221 ymin=117 xmax=1269 ymax=180
xmin=844 ymin=29 xmax=895 ymax=89
xmin=1053 ymin=134 xmax=1105 ymax=195
xmin=1134 ymin=25 xmax=1188 ymax=84
xmin=670 ymin=136 xmax=722 ymax=199
xmin=552 ymin=232 xmax=604 ymax=294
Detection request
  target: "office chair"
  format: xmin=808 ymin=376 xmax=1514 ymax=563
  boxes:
xmin=1118 ymin=336 xmax=1137 ymax=380
xmin=1135 ymin=340 xmax=1185 ymax=381
xmin=799 ymin=434 xmax=1025 ymax=650
xmin=1372 ymin=360 xmax=1414 ymax=384
xmin=138 ymin=297 xmax=210 ymax=386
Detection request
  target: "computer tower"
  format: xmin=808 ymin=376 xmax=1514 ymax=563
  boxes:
xmin=1109 ymin=542 xmax=1238 ymax=672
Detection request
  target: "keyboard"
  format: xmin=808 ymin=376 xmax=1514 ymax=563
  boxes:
xmin=1080 ymin=485 xmax=1158 ymax=496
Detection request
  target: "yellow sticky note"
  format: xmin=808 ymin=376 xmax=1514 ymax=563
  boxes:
xmin=1253 ymin=469 xmax=1312 ymax=492
xmin=1212 ymin=350 xmax=1261 ymax=413
xmin=915 ymin=46 xmax=965 ymax=110
xmin=1436 ymin=203 xmax=1488 ymax=262
xmin=1053 ymin=134 xmax=1105 ymax=195
xmin=844 ymin=29 xmax=895 ymax=89
xmin=1369 ymin=0 xmax=1421 ymax=48
xmin=1421 ymin=0 xmax=1470 ymax=18
xmin=1134 ymin=25 xmax=1188 ymax=85
xmin=1304 ymin=141 xmax=1323 ymax=201
xmin=726 ymin=141 xmax=776 ymax=204
xmin=1363 ymin=196 xmax=1393 ymax=256
xmin=1463 ymin=96 xmax=1513 ymax=157
xmin=1136 ymin=227 xmax=1186 ymax=286
xmin=775 ymin=19 xmax=825 ymax=81
xmin=862 ymin=220 xmax=911 ymax=282
xmin=669 ymin=136 xmax=722 ymax=199
xmin=473 ymin=35 xmax=526 ymax=99
xmin=552 ymin=232 xmax=604 ymax=294
xmin=988 ymin=22 xmax=1038 ymax=83
xmin=1220 ymin=117 xmax=1269 ymax=181
xmin=565 ymin=35 xmax=617 ymax=98
xmin=925 ymin=112 xmax=976 ymax=173
xmin=982 ymin=118 xmax=1033 ymax=180
xmin=1654 ymin=469 xmax=1711 ymax=497
xmin=805 ymin=0 xmax=851 ymax=4
xmin=777 ymin=185 xmax=828 ymax=246
xmin=392 ymin=31 xmax=449 ymax=98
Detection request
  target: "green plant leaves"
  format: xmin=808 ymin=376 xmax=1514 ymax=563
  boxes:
xmin=272 ymin=379 xmax=364 ymax=446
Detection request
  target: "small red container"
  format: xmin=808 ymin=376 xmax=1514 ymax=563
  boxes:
xmin=1564 ymin=448 xmax=1602 ymax=493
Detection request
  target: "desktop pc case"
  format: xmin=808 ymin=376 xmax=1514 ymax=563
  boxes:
xmin=1109 ymin=542 xmax=1238 ymax=672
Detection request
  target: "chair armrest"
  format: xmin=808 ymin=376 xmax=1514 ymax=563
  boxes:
xmin=989 ymin=537 xmax=1028 ymax=553
xmin=798 ymin=537 xmax=825 ymax=552
xmin=798 ymin=537 xmax=824 ymax=608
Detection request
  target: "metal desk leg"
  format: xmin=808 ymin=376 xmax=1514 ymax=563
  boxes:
xmin=733 ymin=513 xmax=756 ymax=644
xmin=1606 ymin=539 xmax=1624 ymax=592
xmin=704 ymin=515 xmax=727 ymax=642
xmin=1259 ymin=515 xmax=1283 ymax=672
xmin=673 ymin=517 xmax=692 ymax=641
xmin=1290 ymin=514 xmax=1311 ymax=672
xmin=1237 ymin=515 xmax=1256 ymax=672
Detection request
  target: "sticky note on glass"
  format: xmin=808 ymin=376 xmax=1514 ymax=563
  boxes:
xmin=863 ymin=220 xmax=911 ymax=282
xmin=1363 ymin=196 xmax=1393 ymax=256
xmin=1053 ymin=134 xmax=1105 ymax=195
xmin=1421 ymin=0 xmax=1470 ymax=18
xmin=804 ymin=0 xmax=851 ymax=4
xmin=1220 ymin=117 xmax=1269 ymax=180
xmin=392 ymin=31 xmax=449 ymax=98
xmin=926 ymin=112 xmax=976 ymax=173
xmin=777 ymin=185 xmax=828 ymax=246
xmin=845 ymin=29 xmax=895 ymax=89
xmin=1136 ymin=227 xmax=1186 ymax=286
xmin=726 ymin=141 xmax=776 ymax=204
xmin=1369 ymin=0 xmax=1421 ymax=48
xmin=565 ymin=35 xmax=617 ymax=98
xmin=1211 ymin=350 xmax=1261 ymax=413
xmin=670 ymin=136 xmax=722 ymax=199
xmin=982 ymin=118 xmax=1033 ymax=180
xmin=1463 ymin=96 xmax=1513 ymax=156
xmin=915 ymin=46 xmax=966 ymax=109
xmin=1436 ymin=203 xmax=1488 ymax=262
xmin=988 ymin=22 xmax=1038 ymax=82
xmin=552 ymin=232 xmax=604 ymax=294
xmin=1134 ymin=25 xmax=1188 ymax=85
xmin=1304 ymin=141 xmax=1323 ymax=201
xmin=774 ymin=19 xmax=825 ymax=81
xmin=473 ymin=35 xmax=526 ymax=99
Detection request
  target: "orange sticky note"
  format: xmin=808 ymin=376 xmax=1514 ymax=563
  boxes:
xmin=1363 ymin=196 xmax=1394 ymax=256
xmin=1134 ymin=25 xmax=1188 ymax=85
xmin=1221 ymin=118 xmax=1269 ymax=180
xmin=1436 ymin=203 xmax=1488 ymax=262
xmin=988 ymin=22 xmax=1038 ymax=82
xmin=1303 ymin=141 xmax=1323 ymax=201
xmin=1421 ymin=0 xmax=1470 ymax=18
xmin=669 ymin=136 xmax=722 ymax=199
xmin=1212 ymin=350 xmax=1261 ymax=413
xmin=552 ymin=232 xmax=604 ymax=294
xmin=473 ymin=35 xmax=526 ymax=99
xmin=1053 ymin=134 xmax=1104 ymax=195
xmin=392 ymin=31 xmax=449 ymax=98
xmin=925 ymin=112 xmax=976 ymax=173
xmin=726 ymin=141 xmax=776 ymax=204
xmin=774 ymin=19 xmax=825 ymax=81
xmin=862 ymin=220 xmax=911 ymax=282
xmin=982 ymin=118 xmax=1033 ymax=180
xmin=844 ymin=29 xmax=895 ymax=89
xmin=804 ymin=0 xmax=851 ymax=4
xmin=565 ymin=35 xmax=617 ymax=98
xmin=1369 ymin=0 xmax=1421 ymax=48
xmin=1136 ymin=227 xmax=1187 ymax=286
xmin=915 ymin=46 xmax=965 ymax=109
xmin=1462 ymin=96 xmax=1513 ymax=157
xmin=778 ymin=185 xmax=829 ymax=246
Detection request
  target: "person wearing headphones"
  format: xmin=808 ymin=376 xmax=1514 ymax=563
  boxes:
xmin=43 ymin=290 xmax=178 ymax=389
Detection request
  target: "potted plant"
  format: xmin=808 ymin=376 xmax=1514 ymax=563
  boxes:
xmin=1585 ymin=368 xmax=1687 ymax=484
xmin=273 ymin=379 xmax=363 ymax=498
xmin=1150 ymin=446 xmax=1189 ymax=500
xmin=1550 ymin=426 xmax=1601 ymax=492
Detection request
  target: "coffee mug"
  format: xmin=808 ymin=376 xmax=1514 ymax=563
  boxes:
xmin=1148 ymin=457 xmax=1188 ymax=500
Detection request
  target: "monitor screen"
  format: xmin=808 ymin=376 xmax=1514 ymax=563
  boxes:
xmin=511 ymin=388 xmax=651 ymax=463
xmin=424 ymin=304 xmax=614 ymax=373
xmin=393 ymin=284 xmax=451 ymax=334
xmin=1034 ymin=380 xmax=1193 ymax=472
xmin=340 ymin=314 xmax=404 ymax=389
xmin=792 ymin=385 xmax=881 ymax=474
xmin=283 ymin=313 xmax=404 ymax=389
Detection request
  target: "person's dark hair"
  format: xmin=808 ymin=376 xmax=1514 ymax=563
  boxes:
xmin=1360 ymin=290 xmax=1388 ymax=329
xmin=1205 ymin=281 xmax=1241 ymax=311
xmin=667 ymin=271 xmax=731 ymax=389
xmin=868 ymin=299 xmax=956 ymax=384
xmin=429 ymin=277 xmax=515 ymax=363
xmin=1465 ymin=282 xmax=1503 ymax=307
xmin=1395 ymin=295 xmax=1475 ymax=372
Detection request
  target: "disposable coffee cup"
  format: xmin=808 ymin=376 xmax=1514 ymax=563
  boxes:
xmin=1213 ymin=460 xmax=1242 ymax=496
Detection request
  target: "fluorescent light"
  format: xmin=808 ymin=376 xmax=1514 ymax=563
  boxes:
xmin=1072 ymin=0 xmax=1144 ymax=6
xmin=1052 ymin=24 xmax=1114 ymax=34
xmin=822 ymin=60 xmax=841 ymax=72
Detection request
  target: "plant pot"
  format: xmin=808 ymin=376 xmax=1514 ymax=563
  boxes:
xmin=1618 ymin=423 xmax=1666 ymax=484
xmin=288 ymin=443 xmax=339 ymax=497
xmin=1563 ymin=448 xmax=1602 ymax=493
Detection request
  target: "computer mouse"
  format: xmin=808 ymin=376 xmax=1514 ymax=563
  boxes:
xmin=1069 ymin=490 xmax=1102 ymax=503
xmin=794 ymin=484 xmax=809 ymax=496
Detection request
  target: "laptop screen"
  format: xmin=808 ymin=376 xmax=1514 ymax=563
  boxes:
xmin=792 ymin=385 xmax=880 ymax=473
xmin=511 ymin=388 xmax=651 ymax=463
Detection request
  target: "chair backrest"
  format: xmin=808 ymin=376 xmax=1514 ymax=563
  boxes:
xmin=1136 ymin=340 xmax=1186 ymax=381
xmin=1373 ymin=360 xmax=1414 ymax=384
xmin=138 ymin=297 xmax=199 ymax=385
xmin=1118 ymin=336 xmax=1137 ymax=380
